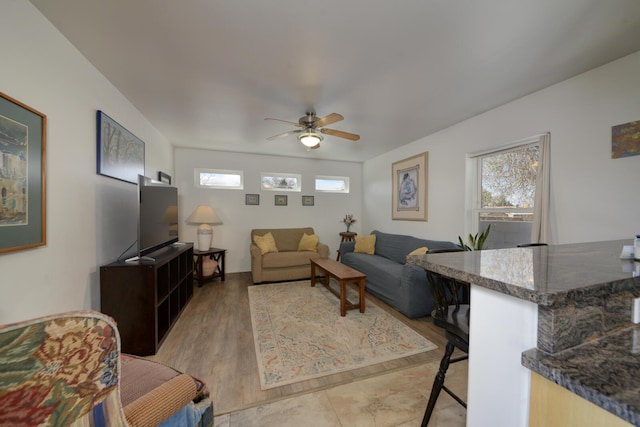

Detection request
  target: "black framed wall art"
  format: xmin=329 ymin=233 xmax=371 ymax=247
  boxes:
xmin=97 ymin=110 xmax=144 ymax=184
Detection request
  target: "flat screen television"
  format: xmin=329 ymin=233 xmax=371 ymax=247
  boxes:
xmin=127 ymin=174 xmax=178 ymax=262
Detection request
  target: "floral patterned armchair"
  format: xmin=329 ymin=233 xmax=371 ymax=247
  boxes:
xmin=0 ymin=311 xmax=213 ymax=426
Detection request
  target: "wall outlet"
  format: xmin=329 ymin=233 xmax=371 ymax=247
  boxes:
xmin=633 ymin=298 xmax=640 ymax=324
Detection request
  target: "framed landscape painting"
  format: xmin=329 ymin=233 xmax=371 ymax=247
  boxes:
xmin=0 ymin=92 xmax=47 ymax=253
xmin=97 ymin=110 xmax=144 ymax=184
xmin=392 ymin=152 xmax=428 ymax=221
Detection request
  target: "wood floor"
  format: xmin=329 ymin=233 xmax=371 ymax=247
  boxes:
xmin=148 ymin=272 xmax=449 ymax=416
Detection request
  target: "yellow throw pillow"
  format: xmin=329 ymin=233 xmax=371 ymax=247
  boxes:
xmin=354 ymin=234 xmax=376 ymax=255
xmin=408 ymin=247 xmax=429 ymax=255
xmin=253 ymin=232 xmax=278 ymax=255
xmin=298 ymin=233 xmax=318 ymax=252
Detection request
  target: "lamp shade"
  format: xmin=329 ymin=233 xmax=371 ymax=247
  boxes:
xmin=186 ymin=205 xmax=221 ymax=225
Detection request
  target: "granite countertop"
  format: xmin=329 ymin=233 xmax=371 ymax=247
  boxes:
xmin=407 ymin=239 xmax=638 ymax=308
xmin=407 ymin=239 xmax=640 ymax=425
xmin=523 ymin=326 xmax=640 ymax=425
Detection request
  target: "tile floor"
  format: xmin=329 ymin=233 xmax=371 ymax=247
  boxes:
xmin=214 ymin=359 xmax=468 ymax=427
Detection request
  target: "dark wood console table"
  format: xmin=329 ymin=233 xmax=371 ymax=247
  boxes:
xmin=100 ymin=243 xmax=194 ymax=356
xmin=193 ymin=247 xmax=226 ymax=287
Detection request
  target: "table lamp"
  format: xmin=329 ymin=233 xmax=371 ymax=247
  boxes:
xmin=186 ymin=205 xmax=222 ymax=251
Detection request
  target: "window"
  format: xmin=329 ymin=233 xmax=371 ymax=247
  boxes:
xmin=471 ymin=140 xmax=540 ymax=249
xmin=195 ymin=168 xmax=244 ymax=189
xmin=261 ymin=173 xmax=301 ymax=192
xmin=315 ymin=176 xmax=350 ymax=193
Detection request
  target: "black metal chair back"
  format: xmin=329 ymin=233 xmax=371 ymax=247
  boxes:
xmin=425 ymin=270 xmax=470 ymax=349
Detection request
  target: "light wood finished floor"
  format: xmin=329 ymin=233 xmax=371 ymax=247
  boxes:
xmin=148 ymin=272 xmax=452 ymax=416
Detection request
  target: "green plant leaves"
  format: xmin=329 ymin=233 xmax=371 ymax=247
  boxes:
xmin=458 ymin=224 xmax=491 ymax=251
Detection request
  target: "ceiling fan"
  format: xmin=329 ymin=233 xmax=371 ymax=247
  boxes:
xmin=264 ymin=112 xmax=360 ymax=150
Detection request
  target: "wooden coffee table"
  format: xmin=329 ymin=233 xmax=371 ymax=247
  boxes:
xmin=310 ymin=257 xmax=367 ymax=316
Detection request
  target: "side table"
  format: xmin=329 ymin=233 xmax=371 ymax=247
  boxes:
xmin=336 ymin=232 xmax=357 ymax=261
xmin=193 ymin=248 xmax=226 ymax=287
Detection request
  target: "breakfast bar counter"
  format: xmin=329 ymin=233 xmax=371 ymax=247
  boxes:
xmin=407 ymin=239 xmax=640 ymax=426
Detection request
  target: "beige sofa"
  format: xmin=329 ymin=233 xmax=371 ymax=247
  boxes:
xmin=250 ymin=227 xmax=329 ymax=284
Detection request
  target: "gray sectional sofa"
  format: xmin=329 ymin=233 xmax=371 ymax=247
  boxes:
xmin=339 ymin=230 xmax=460 ymax=318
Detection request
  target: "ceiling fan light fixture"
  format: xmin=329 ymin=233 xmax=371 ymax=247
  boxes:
xmin=298 ymin=131 xmax=323 ymax=147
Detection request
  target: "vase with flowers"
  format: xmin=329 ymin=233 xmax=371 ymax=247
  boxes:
xmin=342 ymin=214 xmax=356 ymax=232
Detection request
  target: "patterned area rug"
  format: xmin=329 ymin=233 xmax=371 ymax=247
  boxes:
xmin=248 ymin=280 xmax=437 ymax=390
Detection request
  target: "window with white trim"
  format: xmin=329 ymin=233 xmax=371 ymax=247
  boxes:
xmin=195 ymin=168 xmax=244 ymax=189
xmin=471 ymin=140 xmax=540 ymax=249
xmin=261 ymin=173 xmax=301 ymax=192
xmin=315 ymin=175 xmax=350 ymax=193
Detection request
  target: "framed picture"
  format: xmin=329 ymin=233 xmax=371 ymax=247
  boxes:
xmin=612 ymin=119 xmax=640 ymax=158
xmin=0 ymin=92 xmax=47 ymax=254
xmin=246 ymin=194 xmax=260 ymax=205
xmin=97 ymin=110 xmax=145 ymax=184
xmin=302 ymin=195 xmax=314 ymax=206
xmin=158 ymin=171 xmax=171 ymax=185
xmin=392 ymin=152 xmax=428 ymax=221
xmin=275 ymin=195 xmax=288 ymax=206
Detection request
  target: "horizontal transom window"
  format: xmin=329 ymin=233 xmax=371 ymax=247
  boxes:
xmin=315 ymin=175 xmax=350 ymax=193
xmin=195 ymin=168 xmax=244 ymax=189
xmin=261 ymin=173 xmax=301 ymax=192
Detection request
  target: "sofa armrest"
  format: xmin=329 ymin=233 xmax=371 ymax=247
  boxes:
xmin=250 ymin=243 xmax=263 ymax=283
xmin=398 ymin=263 xmax=434 ymax=318
xmin=338 ymin=241 xmax=355 ymax=259
xmin=317 ymin=242 xmax=330 ymax=258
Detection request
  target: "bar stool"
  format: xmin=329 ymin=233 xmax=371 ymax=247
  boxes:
xmin=422 ymin=250 xmax=469 ymax=426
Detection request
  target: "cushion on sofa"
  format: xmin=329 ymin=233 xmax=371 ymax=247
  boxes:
xmin=262 ymin=250 xmax=320 ymax=268
xmin=408 ymin=247 xmax=428 ymax=255
xmin=342 ymin=253 xmax=405 ymax=302
xmin=354 ymin=234 xmax=376 ymax=254
xmin=254 ymin=232 xmax=278 ymax=254
xmin=298 ymin=233 xmax=318 ymax=252
xmin=252 ymin=227 xmax=316 ymax=252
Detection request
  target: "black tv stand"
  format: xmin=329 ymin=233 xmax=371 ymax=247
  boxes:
xmin=100 ymin=243 xmax=194 ymax=355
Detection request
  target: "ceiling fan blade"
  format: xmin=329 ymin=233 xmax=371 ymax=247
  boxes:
xmin=313 ymin=113 xmax=343 ymax=128
xmin=266 ymin=129 xmax=302 ymax=140
xmin=264 ymin=118 xmax=304 ymax=127
xmin=320 ymin=128 xmax=360 ymax=141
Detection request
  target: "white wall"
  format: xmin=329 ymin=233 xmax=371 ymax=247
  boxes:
xmin=0 ymin=1 xmax=174 ymax=324
xmin=2 ymin=1 xmax=639 ymax=325
xmin=174 ymin=148 xmax=362 ymax=273
xmin=363 ymin=51 xmax=640 ymax=245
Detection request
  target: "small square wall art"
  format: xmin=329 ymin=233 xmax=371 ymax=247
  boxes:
xmin=612 ymin=119 xmax=640 ymax=159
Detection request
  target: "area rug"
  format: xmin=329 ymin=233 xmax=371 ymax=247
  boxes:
xmin=248 ymin=280 xmax=437 ymax=390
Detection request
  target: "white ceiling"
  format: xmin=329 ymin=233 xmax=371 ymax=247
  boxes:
xmin=30 ymin=0 xmax=640 ymax=162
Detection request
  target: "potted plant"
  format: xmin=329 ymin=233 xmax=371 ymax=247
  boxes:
xmin=458 ymin=224 xmax=491 ymax=251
